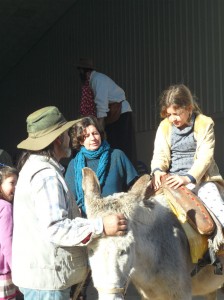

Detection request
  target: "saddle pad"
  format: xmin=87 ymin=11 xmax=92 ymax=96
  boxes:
xmin=161 ymin=174 xmax=215 ymax=236
xmin=181 ymin=222 xmax=208 ymax=263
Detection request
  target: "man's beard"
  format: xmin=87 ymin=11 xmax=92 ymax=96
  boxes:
xmin=63 ymin=146 xmax=72 ymax=158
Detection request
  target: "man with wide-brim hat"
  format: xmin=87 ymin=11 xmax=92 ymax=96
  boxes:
xmin=12 ymin=106 xmax=128 ymax=300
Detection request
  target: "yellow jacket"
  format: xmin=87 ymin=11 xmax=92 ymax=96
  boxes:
xmin=151 ymin=114 xmax=224 ymax=184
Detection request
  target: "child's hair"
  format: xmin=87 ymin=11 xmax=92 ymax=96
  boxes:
xmin=0 ymin=164 xmax=18 ymax=185
xmin=159 ymin=84 xmax=202 ymax=118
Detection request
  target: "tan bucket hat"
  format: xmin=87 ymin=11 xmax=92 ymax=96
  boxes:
xmin=17 ymin=106 xmax=77 ymax=151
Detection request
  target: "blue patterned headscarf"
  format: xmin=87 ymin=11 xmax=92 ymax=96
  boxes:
xmin=74 ymin=140 xmax=111 ymax=216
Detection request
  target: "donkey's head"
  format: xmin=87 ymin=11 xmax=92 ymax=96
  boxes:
xmin=82 ymin=167 xmax=153 ymax=300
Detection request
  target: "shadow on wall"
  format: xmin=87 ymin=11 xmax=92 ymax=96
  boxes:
xmin=213 ymin=117 xmax=224 ymax=177
xmin=135 ymin=130 xmax=156 ymax=173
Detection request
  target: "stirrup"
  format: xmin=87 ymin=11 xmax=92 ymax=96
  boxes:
xmin=191 ymin=248 xmax=223 ymax=276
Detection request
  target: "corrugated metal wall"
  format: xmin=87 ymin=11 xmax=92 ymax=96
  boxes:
xmin=1 ymin=0 xmax=224 ymax=166
xmin=66 ymin=0 xmax=224 ymax=131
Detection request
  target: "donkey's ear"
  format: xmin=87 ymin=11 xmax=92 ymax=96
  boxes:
xmin=130 ymin=174 xmax=154 ymax=200
xmin=82 ymin=167 xmax=101 ymax=198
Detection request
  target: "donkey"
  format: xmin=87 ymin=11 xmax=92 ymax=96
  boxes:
xmin=82 ymin=167 xmax=224 ymax=300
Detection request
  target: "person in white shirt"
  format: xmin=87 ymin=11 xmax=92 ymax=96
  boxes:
xmin=76 ymin=57 xmax=137 ymax=167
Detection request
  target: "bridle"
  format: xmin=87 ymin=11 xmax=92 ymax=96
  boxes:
xmin=96 ymin=274 xmax=131 ymax=299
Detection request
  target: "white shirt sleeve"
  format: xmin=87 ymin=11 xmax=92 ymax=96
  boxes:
xmin=90 ymin=71 xmax=129 ymax=118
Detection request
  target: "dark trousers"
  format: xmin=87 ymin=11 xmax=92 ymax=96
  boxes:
xmin=105 ymin=112 xmax=137 ymax=168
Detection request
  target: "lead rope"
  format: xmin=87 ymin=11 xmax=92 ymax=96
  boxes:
xmin=72 ymin=268 xmax=90 ymax=300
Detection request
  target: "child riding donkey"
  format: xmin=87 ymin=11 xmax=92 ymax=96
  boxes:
xmin=151 ymin=84 xmax=224 ymax=271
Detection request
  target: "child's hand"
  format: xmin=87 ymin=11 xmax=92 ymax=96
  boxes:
xmin=152 ymin=170 xmax=167 ymax=190
xmin=165 ymin=175 xmax=191 ymax=189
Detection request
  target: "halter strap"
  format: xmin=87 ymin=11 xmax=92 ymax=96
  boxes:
xmin=96 ymin=275 xmax=131 ymax=297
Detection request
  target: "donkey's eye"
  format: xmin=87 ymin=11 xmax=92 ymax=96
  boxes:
xmin=119 ymin=249 xmax=128 ymax=256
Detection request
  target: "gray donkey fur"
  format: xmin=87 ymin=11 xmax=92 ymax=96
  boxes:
xmin=82 ymin=167 xmax=224 ymax=300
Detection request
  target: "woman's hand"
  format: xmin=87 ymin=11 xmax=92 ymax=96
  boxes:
xmin=165 ymin=175 xmax=191 ymax=189
xmin=152 ymin=170 xmax=167 ymax=190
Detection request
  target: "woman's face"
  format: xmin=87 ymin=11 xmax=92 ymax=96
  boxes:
xmin=166 ymin=105 xmax=192 ymax=128
xmin=81 ymin=125 xmax=102 ymax=150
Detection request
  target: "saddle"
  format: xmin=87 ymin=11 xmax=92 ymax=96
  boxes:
xmin=161 ymin=174 xmax=215 ymax=236
xmin=158 ymin=174 xmax=224 ymax=273
xmin=157 ymin=174 xmax=214 ymax=264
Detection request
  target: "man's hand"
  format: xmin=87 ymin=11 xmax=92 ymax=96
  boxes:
xmin=103 ymin=214 xmax=127 ymax=236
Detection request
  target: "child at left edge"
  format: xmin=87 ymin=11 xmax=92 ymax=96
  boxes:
xmin=0 ymin=164 xmax=18 ymax=300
